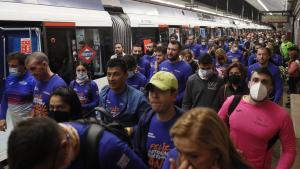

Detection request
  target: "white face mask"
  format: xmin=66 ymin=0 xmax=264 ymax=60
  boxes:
xmin=250 ymin=82 xmax=268 ymax=102
xmin=201 ymin=42 xmax=206 ymax=46
xmin=9 ymin=67 xmax=20 ymax=77
xmin=127 ymin=71 xmax=135 ymax=78
xmin=76 ymin=72 xmax=88 ymax=81
xmin=232 ymin=47 xmax=238 ymax=53
xmin=198 ymin=68 xmax=212 ymax=79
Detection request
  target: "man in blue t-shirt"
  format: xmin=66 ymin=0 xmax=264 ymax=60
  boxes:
xmin=99 ymin=58 xmax=150 ymax=127
xmin=226 ymin=41 xmax=245 ymax=65
xmin=132 ymin=43 xmax=150 ymax=78
xmin=26 ymin=52 xmax=66 ymax=117
xmin=8 ymin=117 xmax=147 ymax=169
xmin=122 ymin=55 xmax=147 ymax=93
xmin=247 ymin=47 xmax=283 ymax=103
xmin=159 ymin=41 xmax=193 ymax=106
xmin=133 ymin=71 xmax=184 ymax=169
xmin=185 ymin=35 xmax=201 ymax=59
xmin=0 ymin=52 xmax=36 ymax=130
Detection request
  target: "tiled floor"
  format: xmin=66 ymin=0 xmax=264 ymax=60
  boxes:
xmin=272 ymin=90 xmax=300 ymax=169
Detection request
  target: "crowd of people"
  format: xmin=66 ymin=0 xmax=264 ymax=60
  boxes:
xmin=0 ymin=30 xmax=298 ymax=169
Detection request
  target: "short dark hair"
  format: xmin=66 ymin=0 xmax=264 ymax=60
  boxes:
xmin=48 ymin=87 xmax=82 ymax=120
xmin=155 ymin=46 xmax=167 ymax=55
xmin=122 ymin=55 xmax=137 ymax=69
xmin=8 ymin=117 xmax=61 ymax=169
xmin=114 ymin=42 xmax=123 ymax=48
xmin=132 ymin=43 xmax=142 ymax=48
xmin=257 ymin=47 xmax=271 ymax=56
xmin=251 ymin=67 xmax=274 ymax=86
xmin=7 ymin=52 xmax=27 ymax=66
xmin=170 ymin=33 xmax=178 ymax=40
xmin=198 ymin=53 xmax=212 ymax=65
xmin=169 ymin=41 xmax=182 ymax=51
xmin=107 ymin=58 xmax=127 ymax=73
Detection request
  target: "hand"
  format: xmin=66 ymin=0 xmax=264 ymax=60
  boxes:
xmin=169 ymin=158 xmax=193 ymax=169
xmin=0 ymin=119 xmax=7 ymax=131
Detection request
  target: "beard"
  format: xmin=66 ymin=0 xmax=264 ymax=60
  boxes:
xmin=146 ymin=50 xmax=154 ymax=56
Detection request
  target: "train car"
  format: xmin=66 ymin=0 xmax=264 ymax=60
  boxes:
xmin=0 ymin=0 xmax=271 ymax=163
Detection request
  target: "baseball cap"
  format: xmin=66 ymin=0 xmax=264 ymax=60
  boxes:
xmin=146 ymin=71 xmax=178 ymax=91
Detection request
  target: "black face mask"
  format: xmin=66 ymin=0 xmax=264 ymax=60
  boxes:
xmin=133 ymin=54 xmax=142 ymax=60
xmin=49 ymin=111 xmax=72 ymax=122
xmin=228 ymin=74 xmax=242 ymax=85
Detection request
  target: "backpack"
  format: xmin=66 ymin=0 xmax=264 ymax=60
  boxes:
xmin=226 ymin=95 xmax=279 ymax=151
xmin=76 ymin=108 xmax=131 ymax=169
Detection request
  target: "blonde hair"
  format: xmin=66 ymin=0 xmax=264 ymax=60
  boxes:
xmin=170 ymin=108 xmax=250 ymax=169
xmin=215 ymin=48 xmax=227 ymax=62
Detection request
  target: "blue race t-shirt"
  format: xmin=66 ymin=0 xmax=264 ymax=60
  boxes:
xmin=127 ymin=72 xmax=147 ymax=92
xmin=138 ymin=57 xmax=151 ymax=79
xmin=226 ymin=50 xmax=245 ymax=65
xmin=70 ymin=80 xmax=99 ymax=111
xmin=66 ymin=122 xmax=147 ymax=169
xmin=0 ymin=71 xmax=36 ymax=119
xmin=106 ymin=89 xmax=128 ymax=118
xmin=32 ymin=74 xmax=66 ymax=116
xmin=146 ymin=111 xmax=181 ymax=169
xmin=159 ymin=60 xmax=193 ymax=104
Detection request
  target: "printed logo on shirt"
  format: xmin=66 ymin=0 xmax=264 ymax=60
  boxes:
xmin=32 ymin=94 xmax=48 ymax=117
xmin=117 ymin=154 xmax=130 ymax=169
xmin=78 ymin=92 xmax=88 ymax=104
xmin=148 ymin=132 xmax=156 ymax=139
xmin=18 ymin=81 xmax=28 ymax=85
xmin=207 ymin=82 xmax=218 ymax=90
xmin=148 ymin=143 xmax=170 ymax=169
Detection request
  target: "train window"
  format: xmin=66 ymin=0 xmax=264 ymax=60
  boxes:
xmin=76 ymin=28 xmax=103 ymax=78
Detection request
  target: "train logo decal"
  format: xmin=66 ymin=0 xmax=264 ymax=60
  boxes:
xmin=78 ymin=45 xmax=96 ymax=63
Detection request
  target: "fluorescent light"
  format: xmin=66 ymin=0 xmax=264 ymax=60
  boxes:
xmin=148 ymin=0 xmax=253 ymax=23
xmin=257 ymin=0 xmax=273 ymax=15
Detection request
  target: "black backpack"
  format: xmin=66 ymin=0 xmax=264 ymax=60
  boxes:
xmin=76 ymin=108 xmax=131 ymax=169
xmin=226 ymin=95 xmax=279 ymax=151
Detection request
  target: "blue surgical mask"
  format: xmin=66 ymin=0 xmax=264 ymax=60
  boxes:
xmin=9 ymin=67 xmax=20 ymax=76
xmin=76 ymin=72 xmax=88 ymax=81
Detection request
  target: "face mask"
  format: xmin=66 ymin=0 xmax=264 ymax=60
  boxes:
xmin=259 ymin=40 xmax=264 ymax=44
xmin=128 ymin=71 xmax=135 ymax=78
xmin=232 ymin=47 xmax=238 ymax=53
xmin=228 ymin=74 xmax=242 ymax=85
xmin=76 ymin=72 xmax=88 ymax=81
xmin=249 ymin=82 xmax=268 ymax=102
xmin=198 ymin=68 xmax=212 ymax=79
xmin=9 ymin=67 xmax=20 ymax=77
xmin=49 ymin=111 xmax=72 ymax=122
xmin=201 ymin=42 xmax=206 ymax=46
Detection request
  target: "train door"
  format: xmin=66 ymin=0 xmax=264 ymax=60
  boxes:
xmin=0 ymin=27 xmax=41 ymax=102
xmin=110 ymin=14 xmax=132 ymax=54
xmin=159 ymin=25 xmax=169 ymax=43
xmin=44 ymin=24 xmax=76 ymax=84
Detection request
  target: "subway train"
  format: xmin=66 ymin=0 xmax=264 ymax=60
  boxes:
xmin=0 ymin=0 xmax=271 ymax=84
xmin=0 ymin=0 xmax=279 ymax=164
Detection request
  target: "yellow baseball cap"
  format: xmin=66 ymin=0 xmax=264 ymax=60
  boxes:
xmin=146 ymin=71 xmax=178 ymax=91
